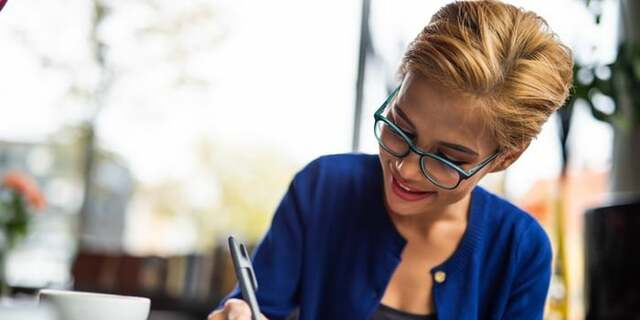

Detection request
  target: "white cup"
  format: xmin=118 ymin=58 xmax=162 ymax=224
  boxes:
xmin=38 ymin=289 xmax=151 ymax=320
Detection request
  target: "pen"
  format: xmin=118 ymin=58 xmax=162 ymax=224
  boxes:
xmin=228 ymin=236 xmax=262 ymax=320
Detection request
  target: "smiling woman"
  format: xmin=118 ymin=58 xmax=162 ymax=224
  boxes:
xmin=209 ymin=1 xmax=573 ymax=319
xmin=374 ymin=83 xmax=501 ymax=192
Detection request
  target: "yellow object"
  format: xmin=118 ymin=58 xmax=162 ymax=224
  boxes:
xmin=547 ymin=183 xmax=569 ymax=319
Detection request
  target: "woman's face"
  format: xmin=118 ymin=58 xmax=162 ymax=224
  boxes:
xmin=378 ymin=72 xmax=500 ymax=217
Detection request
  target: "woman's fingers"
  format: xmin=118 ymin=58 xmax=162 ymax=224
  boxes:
xmin=224 ymin=299 xmax=252 ymax=319
xmin=205 ymin=299 xmax=269 ymax=320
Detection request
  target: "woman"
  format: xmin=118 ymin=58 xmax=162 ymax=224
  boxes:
xmin=209 ymin=1 xmax=572 ymax=319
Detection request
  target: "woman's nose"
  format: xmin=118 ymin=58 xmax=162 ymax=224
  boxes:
xmin=393 ymin=152 xmax=423 ymax=182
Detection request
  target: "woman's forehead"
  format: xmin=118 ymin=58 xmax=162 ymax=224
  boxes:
xmin=396 ymin=74 xmax=495 ymax=152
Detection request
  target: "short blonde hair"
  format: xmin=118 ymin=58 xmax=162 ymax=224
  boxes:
xmin=398 ymin=0 xmax=573 ymax=151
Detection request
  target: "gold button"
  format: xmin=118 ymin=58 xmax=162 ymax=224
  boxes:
xmin=434 ymin=271 xmax=446 ymax=283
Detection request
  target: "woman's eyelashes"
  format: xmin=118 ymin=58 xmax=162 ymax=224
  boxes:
xmin=390 ymin=112 xmax=468 ymax=166
xmin=398 ymin=126 xmax=416 ymax=139
xmin=436 ymin=152 xmax=466 ymax=166
xmin=398 ymin=131 xmax=467 ymax=166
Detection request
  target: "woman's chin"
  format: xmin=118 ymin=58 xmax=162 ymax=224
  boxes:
xmin=384 ymin=190 xmax=436 ymax=217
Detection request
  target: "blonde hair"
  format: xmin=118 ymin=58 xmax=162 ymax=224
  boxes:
xmin=398 ymin=0 xmax=573 ymax=151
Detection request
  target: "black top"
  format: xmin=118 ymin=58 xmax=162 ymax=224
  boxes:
xmin=371 ymin=304 xmax=437 ymax=320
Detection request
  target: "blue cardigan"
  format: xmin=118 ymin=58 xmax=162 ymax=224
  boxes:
xmin=217 ymin=153 xmax=552 ymax=319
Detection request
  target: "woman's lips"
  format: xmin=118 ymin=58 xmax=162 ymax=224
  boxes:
xmin=391 ymin=175 xmax=436 ymax=201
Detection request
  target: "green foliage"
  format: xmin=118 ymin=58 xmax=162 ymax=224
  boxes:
xmin=129 ymin=139 xmax=297 ymax=253
xmin=0 ymin=191 xmax=31 ymax=249
xmin=570 ymin=44 xmax=640 ymax=130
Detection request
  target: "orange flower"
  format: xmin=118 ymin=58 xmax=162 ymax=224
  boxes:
xmin=2 ymin=171 xmax=46 ymax=210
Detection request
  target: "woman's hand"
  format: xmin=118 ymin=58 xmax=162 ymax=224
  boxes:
xmin=207 ymin=299 xmax=269 ymax=320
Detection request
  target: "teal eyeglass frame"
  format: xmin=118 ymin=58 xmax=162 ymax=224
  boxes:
xmin=373 ymin=85 xmax=501 ymax=190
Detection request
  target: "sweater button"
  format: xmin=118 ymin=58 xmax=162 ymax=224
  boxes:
xmin=434 ymin=271 xmax=446 ymax=284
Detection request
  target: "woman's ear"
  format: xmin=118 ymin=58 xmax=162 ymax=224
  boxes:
xmin=488 ymin=144 xmax=529 ymax=173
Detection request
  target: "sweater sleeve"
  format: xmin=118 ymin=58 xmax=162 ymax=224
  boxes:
xmin=215 ymin=165 xmax=314 ymax=320
xmin=502 ymin=221 xmax=553 ymax=320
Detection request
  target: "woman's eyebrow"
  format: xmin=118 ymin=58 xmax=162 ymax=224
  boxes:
xmin=394 ymin=104 xmax=416 ymax=129
xmin=440 ymin=141 xmax=479 ymax=156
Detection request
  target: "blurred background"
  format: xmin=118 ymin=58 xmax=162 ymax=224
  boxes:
xmin=0 ymin=0 xmax=638 ymax=319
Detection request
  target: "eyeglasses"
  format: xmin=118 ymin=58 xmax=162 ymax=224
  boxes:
xmin=373 ymin=85 xmax=501 ymax=190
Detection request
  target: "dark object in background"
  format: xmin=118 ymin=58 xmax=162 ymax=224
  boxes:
xmin=72 ymin=249 xmax=235 ymax=320
xmin=585 ymin=197 xmax=640 ymax=320
xmin=0 ymin=0 xmax=7 ymax=12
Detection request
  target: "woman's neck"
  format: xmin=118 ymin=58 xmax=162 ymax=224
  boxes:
xmin=389 ymin=193 xmax=471 ymax=241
